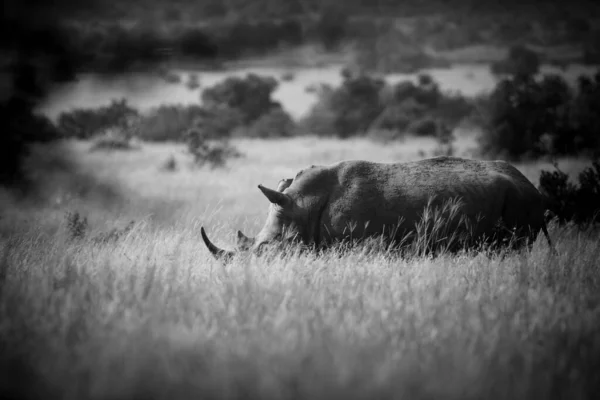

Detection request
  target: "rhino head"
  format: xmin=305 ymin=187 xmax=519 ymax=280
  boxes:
xmin=201 ymin=178 xmax=308 ymax=261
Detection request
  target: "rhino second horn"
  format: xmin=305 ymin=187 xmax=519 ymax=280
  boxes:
xmin=237 ymin=230 xmax=254 ymax=242
xmin=201 ymin=226 xmax=235 ymax=261
xmin=236 ymin=230 xmax=255 ymax=250
xmin=258 ymin=184 xmax=290 ymax=206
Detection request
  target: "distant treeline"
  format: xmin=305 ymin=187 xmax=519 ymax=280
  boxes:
xmin=54 ymin=62 xmax=600 ymax=159
xmin=76 ymin=0 xmax=600 ymax=21
xmin=17 ymin=0 xmax=599 ymax=74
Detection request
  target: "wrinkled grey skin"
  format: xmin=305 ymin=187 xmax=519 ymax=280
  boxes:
xmin=201 ymin=156 xmax=553 ymax=260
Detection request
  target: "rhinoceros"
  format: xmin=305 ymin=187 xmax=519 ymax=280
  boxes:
xmin=201 ymin=156 xmax=552 ymax=259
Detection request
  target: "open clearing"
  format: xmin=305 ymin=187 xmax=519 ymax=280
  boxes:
xmin=1 ymin=137 xmax=599 ymax=400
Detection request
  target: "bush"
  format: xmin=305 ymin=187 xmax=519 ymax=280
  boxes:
xmin=302 ymin=73 xmax=385 ymax=138
xmin=136 ymin=105 xmax=204 ymax=142
xmin=89 ymin=128 xmax=138 ymax=152
xmin=370 ymin=99 xmax=425 ymax=134
xmin=65 ymin=211 xmax=88 ymax=241
xmin=407 ymin=118 xmax=438 ymax=136
xmin=477 ymin=72 xmax=600 ymax=159
xmin=352 ymin=34 xmax=449 ymax=74
xmin=198 ymin=73 xmax=297 ymax=139
xmin=245 ymin=107 xmax=298 ymax=138
xmin=303 ymin=72 xmax=472 ymax=139
xmin=176 ymin=27 xmax=218 ymax=59
xmin=186 ymin=73 xmax=201 ymax=90
xmin=185 ymin=128 xmax=241 ymax=169
xmin=193 ymin=107 xmax=245 ymax=139
xmin=216 ymin=19 xmax=304 ymax=58
xmin=201 ymin=74 xmax=281 ymax=125
xmin=312 ymin=6 xmax=348 ymax=50
xmin=78 ymin=24 xmax=170 ymax=73
xmin=160 ymin=155 xmax=177 ymax=172
xmin=539 ymin=159 xmax=600 ymax=226
xmin=490 ymin=45 xmax=540 ymax=78
xmin=329 ymin=74 xmax=385 ymax=137
xmin=566 ymin=72 xmax=600 ymax=153
xmin=57 ymin=99 xmax=139 ymax=139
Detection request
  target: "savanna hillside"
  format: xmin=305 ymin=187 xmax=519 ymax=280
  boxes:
xmin=2 ymin=1 xmax=600 ymax=399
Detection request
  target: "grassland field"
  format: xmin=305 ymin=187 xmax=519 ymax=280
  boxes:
xmin=1 ymin=136 xmax=599 ymax=400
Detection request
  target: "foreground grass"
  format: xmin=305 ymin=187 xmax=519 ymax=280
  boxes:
xmin=1 ymin=137 xmax=599 ymax=399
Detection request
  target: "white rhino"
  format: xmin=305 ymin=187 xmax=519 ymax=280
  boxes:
xmin=201 ymin=156 xmax=552 ymax=259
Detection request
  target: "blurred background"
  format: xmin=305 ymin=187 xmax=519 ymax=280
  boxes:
xmin=1 ymin=0 xmax=599 ymax=227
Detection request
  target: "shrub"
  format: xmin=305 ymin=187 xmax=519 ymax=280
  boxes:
xmin=197 ymin=74 xmax=296 ymax=139
xmin=352 ymin=34 xmax=449 ymax=74
xmin=160 ymin=155 xmax=177 ymax=172
xmin=539 ymin=159 xmax=600 ymax=226
xmin=201 ymin=74 xmax=281 ymax=125
xmin=216 ymin=19 xmax=304 ymax=58
xmin=304 ymin=73 xmax=384 ymax=138
xmin=477 ymin=72 xmax=599 ymax=159
xmin=65 ymin=211 xmax=88 ymax=241
xmin=89 ymin=128 xmax=138 ymax=152
xmin=57 ymin=99 xmax=139 ymax=139
xmin=83 ymin=24 xmax=170 ymax=73
xmin=312 ymin=6 xmax=348 ymax=50
xmin=245 ymin=107 xmax=298 ymax=138
xmin=370 ymin=99 xmax=425 ymax=133
xmin=280 ymin=71 xmax=295 ymax=82
xmin=186 ymin=73 xmax=201 ymax=90
xmin=185 ymin=128 xmax=241 ymax=169
xmin=407 ymin=118 xmax=438 ymax=136
xmin=176 ymin=27 xmax=218 ymax=59
xmin=193 ymin=107 xmax=245 ymax=139
xmin=304 ymin=72 xmax=472 ymax=139
xmin=566 ymin=72 xmax=600 ymax=154
xmin=136 ymin=104 xmax=204 ymax=142
xmin=490 ymin=45 xmax=540 ymax=78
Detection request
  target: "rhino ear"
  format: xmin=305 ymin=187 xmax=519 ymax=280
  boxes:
xmin=276 ymin=178 xmax=293 ymax=192
xmin=258 ymin=184 xmax=291 ymax=206
xmin=236 ymin=230 xmax=255 ymax=250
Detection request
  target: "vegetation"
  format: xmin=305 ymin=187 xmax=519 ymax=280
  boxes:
xmin=135 ymin=104 xmax=204 ymax=142
xmin=476 ymin=71 xmax=600 ymax=160
xmin=302 ymin=72 xmax=473 ymax=139
xmin=490 ymin=45 xmax=541 ymax=78
xmin=1 ymin=138 xmax=599 ymax=400
xmin=539 ymin=159 xmax=600 ymax=226
xmin=57 ymin=99 xmax=139 ymax=139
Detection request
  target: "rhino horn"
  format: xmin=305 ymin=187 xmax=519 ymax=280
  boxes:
xmin=258 ymin=184 xmax=291 ymax=206
xmin=201 ymin=227 xmax=235 ymax=261
xmin=237 ymin=231 xmax=254 ymax=250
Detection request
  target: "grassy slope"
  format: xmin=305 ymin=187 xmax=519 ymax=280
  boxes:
xmin=1 ymin=137 xmax=599 ymax=400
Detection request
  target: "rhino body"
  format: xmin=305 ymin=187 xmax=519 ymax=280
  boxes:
xmin=202 ymin=156 xmax=552 ymax=258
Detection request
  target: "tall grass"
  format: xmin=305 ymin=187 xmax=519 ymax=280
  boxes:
xmin=1 ymin=137 xmax=599 ymax=400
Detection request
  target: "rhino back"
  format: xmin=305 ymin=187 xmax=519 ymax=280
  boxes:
xmin=312 ymin=157 xmax=543 ymax=242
